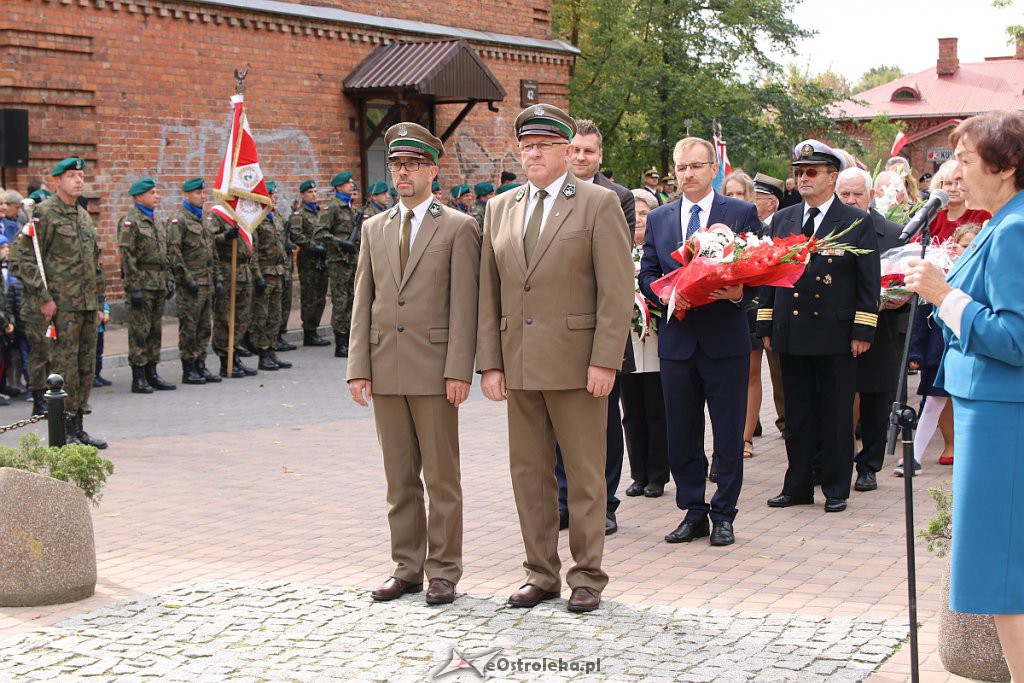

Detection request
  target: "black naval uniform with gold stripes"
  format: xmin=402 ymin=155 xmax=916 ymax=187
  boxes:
xmin=756 ymin=196 xmax=880 ymax=501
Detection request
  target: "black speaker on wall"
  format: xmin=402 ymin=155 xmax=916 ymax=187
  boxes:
xmin=0 ymin=109 xmax=29 ymax=168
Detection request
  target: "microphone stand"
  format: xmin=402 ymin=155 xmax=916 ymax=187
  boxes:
xmin=885 ymin=223 xmax=932 ymax=683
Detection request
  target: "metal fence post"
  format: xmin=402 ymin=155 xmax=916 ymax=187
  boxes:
xmin=44 ymin=374 xmax=66 ymax=447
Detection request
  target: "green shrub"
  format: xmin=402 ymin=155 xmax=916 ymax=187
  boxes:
xmin=918 ymin=485 xmax=952 ymax=558
xmin=0 ymin=433 xmax=114 ymax=505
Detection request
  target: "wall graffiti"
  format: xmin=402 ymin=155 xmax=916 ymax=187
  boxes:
xmin=453 ymin=133 xmax=521 ymax=187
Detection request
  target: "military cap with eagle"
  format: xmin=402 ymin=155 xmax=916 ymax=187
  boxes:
xmin=384 ymin=122 xmax=445 ymax=162
xmin=791 ymin=139 xmax=845 ymax=170
xmin=514 ymin=104 xmax=577 ymax=140
xmin=52 ymin=157 xmax=86 ymax=176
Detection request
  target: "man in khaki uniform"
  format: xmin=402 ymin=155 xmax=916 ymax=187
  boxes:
xmin=118 ymin=177 xmax=176 ymax=393
xmin=11 ymin=157 xmax=107 ymax=448
xmin=348 ymin=122 xmax=480 ymax=606
xmin=477 ymin=104 xmax=634 ymax=613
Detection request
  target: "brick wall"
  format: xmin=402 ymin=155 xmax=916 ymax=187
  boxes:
xmin=0 ymin=0 xmax=572 ymax=298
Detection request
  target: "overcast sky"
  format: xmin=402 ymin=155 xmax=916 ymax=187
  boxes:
xmin=773 ymin=0 xmax=1019 ymax=82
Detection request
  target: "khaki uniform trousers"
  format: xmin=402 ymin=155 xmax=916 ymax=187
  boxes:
xmin=508 ymin=388 xmax=609 ymax=593
xmin=374 ymin=393 xmax=463 ymax=585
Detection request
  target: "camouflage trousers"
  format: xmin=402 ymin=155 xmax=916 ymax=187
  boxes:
xmin=279 ymin=274 xmax=293 ymax=337
xmin=22 ymin=308 xmax=52 ymax=392
xmin=328 ymin=260 xmax=356 ymax=335
xmin=298 ymin=259 xmax=328 ymax=332
xmin=51 ymin=309 xmax=98 ymax=413
xmin=212 ymin=280 xmax=253 ymax=356
xmin=176 ymin=283 xmax=214 ymax=362
xmin=127 ymin=289 xmax=166 ymax=366
xmin=250 ymin=274 xmax=283 ymax=351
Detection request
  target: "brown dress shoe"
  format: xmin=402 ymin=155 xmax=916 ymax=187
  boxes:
xmin=567 ymin=586 xmax=601 ymax=613
xmin=371 ymin=577 xmax=423 ymax=601
xmin=425 ymin=578 xmax=456 ymax=605
xmin=508 ymin=583 xmax=559 ymax=608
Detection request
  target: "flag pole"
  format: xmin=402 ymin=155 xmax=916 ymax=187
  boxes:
xmin=225 ymin=67 xmax=248 ymax=377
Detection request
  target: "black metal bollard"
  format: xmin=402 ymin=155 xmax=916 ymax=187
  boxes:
xmin=44 ymin=374 xmax=67 ymax=447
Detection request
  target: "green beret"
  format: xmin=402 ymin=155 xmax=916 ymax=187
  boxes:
xmin=352 ymin=181 xmax=359 ymax=191
xmin=389 ymin=187 xmax=398 ymax=197
xmin=514 ymin=104 xmax=576 ymax=140
xmin=182 ymin=178 xmax=204 ymax=193
xmin=52 ymin=157 xmax=86 ymax=177
xmin=299 ymin=179 xmax=316 ymax=193
xmin=450 ymin=184 xmax=471 ymax=199
xmin=384 ymin=122 xmax=444 ymax=163
xmin=332 ymin=171 xmax=353 ymax=187
xmin=432 ymin=181 xmax=441 ymax=192
xmin=367 ymin=181 xmax=388 ymax=196
xmin=129 ymin=177 xmax=156 ymax=196
xmin=29 ymin=189 xmax=52 ymax=202
xmin=496 ymin=182 xmax=521 ymax=195
xmin=266 ymin=181 xmax=278 ymax=194
xmin=474 ymin=182 xmax=495 ymax=196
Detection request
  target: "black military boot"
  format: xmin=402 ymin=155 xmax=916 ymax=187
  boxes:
xmin=75 ymin=411 xmax=108 ymax=450
xmin=234 ymin=356 xmax=257 ymax=376
xmin=181 ymin=359 xmax=206 ymax=385
xmin=131 ymin=365 xmax=154 ymax=394
xmin=196 ymin=358 xmax=221 ymax=383
xmin=269 ymin=349 xmax=292 ymax=369
xmin=64 ymin=412 xmax=83 ymax=445
xmin=334 ymin=331 xmax=349 ymax=358
xmin=258 ymin=349 xmax=280 ymax=371
xmin=145 ymin=362 xmax=177 ymax=391
xmin=275 ymin=334 xmax=297 ymax=352
xmin=303 ymin=329 xmax=330 ymax=347
xmin=31 ymin=390 xmax=47 ymax=417
xmin=238 ymin=332 xmax=256 ymax=357
xmin=219 ymin=355 xmax=245 ymax=379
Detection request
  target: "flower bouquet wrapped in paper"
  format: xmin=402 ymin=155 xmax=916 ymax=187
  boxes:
xmin=650 ymin=223 xmax=869 ymax=320
xmin=878 ymin=239 xmax=958 ymax=305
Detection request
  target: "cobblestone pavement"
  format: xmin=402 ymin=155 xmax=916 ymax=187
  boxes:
xmin=0 ymin=580 xmax=907 ymax=681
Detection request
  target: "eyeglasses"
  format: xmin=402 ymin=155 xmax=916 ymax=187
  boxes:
xmin=387 ymin=161 xmax=432 ymax=172
xmin=674 ymin=162 xmax=714 ymax=173
xmin=793 ymin=167 xmax=829 ymax=178
xmin=519 ymin=141 xmax=569 ymax=154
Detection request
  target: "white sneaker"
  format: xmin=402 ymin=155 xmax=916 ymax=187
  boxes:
xmin=893 ymin=461 xmax=923 ymax=477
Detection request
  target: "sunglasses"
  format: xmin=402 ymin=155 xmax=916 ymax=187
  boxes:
xmin=793 ymin=167 xmax=831 ymax=179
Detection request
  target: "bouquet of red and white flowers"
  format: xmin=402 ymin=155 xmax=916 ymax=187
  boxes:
xmin=650 ymin=223 xmax=870 ymax=320
xmin=878 ymin=240 xmax=958 ymax=305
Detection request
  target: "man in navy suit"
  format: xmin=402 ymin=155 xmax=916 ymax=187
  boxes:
xmin=638 ymin=137 xmax=761 ymax=546
xmin=756 ymin=140 xmax=880 ymax=513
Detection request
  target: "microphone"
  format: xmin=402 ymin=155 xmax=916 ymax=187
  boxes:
xmin=898 ymin=189 xmax=949 ymax=242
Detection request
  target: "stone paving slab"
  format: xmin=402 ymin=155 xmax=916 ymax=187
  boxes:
xmin=0 ymin=579 xmax=908 ymax=682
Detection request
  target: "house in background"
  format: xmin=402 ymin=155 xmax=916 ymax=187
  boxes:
xmin=832 ymin=37 xmax=1024 ymax=176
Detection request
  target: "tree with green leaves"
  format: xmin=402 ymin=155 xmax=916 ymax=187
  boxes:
xmin=553 ymin=0 xmax=850 ymax=184
xmin=854 ymin=65 xmax=906 ymax=94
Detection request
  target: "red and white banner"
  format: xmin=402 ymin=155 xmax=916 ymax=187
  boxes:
xmin=212 ymin=94 xmax=271 ymax=249
xmin=890 ymin=131 xmax=909 ymax=157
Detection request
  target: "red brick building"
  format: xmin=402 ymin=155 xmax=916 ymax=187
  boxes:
xmin=0 ymin=0 xmax=576 ymax=296
xmin=832 ymin=37 xmax=1024 ymax=177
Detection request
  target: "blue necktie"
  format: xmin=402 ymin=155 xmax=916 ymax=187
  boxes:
xmin=686 ymin=204 xmax=701 ymax=239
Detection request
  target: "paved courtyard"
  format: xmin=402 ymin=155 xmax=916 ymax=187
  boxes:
xmin=0 ymin=324 xmax=975 ymax=681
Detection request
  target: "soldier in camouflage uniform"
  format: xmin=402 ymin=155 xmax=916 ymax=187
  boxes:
xmin=210 ymin=209 xmax=260 ymax=378
xmin=250 ymin=182 xmax=292 ymax=372
xmin=11 ymin=235 xmax=53 ymax=416
xmin=290 ymin=179 xmax=330 ymax=347
xmin=10 ymin=157 xmax=106 ymax=448
xmin=275 ymin=212 xmax=298 ymax=353
xmin=166 ymin=177 xmax=221 ymax=385
xmin=470 ymin=181 xmax=494 ymax=236
xmin=119 ymin=177 xmax=176 ymax=394
xmin=313 ymin=171 xmax=359 ymax=357
xmin=361 ymin=181 xmax=389 ymax=222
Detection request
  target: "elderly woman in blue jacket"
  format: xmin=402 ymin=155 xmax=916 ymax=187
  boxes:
xmin=907 ymin=110 xmax=1024 ymax=679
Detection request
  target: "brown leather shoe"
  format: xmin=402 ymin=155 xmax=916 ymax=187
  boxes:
xmin=371 ymin=577 xmax=422 ymax=601
xmin=425 ymin=578 xmax=456 ymax=605
xmin=567 ymin=586 xmax=601 ymax=613
xmin=508 ymin=583 xmax=559 ymax=608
